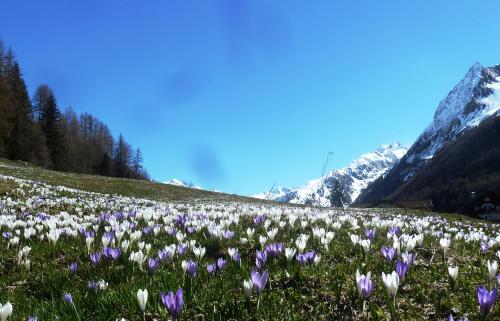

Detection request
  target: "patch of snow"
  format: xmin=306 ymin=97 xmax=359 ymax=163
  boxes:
xmin=254 ymin=143 xmax=408 ymax=206
xmin=164 ymin=179 xmax=202 ymax=190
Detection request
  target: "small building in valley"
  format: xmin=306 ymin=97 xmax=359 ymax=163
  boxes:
xmin=464 ymin=191 xmax=500 ymax=221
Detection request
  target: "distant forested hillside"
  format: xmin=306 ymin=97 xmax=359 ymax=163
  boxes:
xmin=0 ymin=38 xmax=148 ymax=180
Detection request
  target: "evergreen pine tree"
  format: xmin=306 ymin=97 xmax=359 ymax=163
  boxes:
xmin=5 ymin=57 xmax=35 ymax=161
xmin=0 ymin=41 xmax=15 ymax=157
xmin=34 ymin=84 xmax=64 ymax=169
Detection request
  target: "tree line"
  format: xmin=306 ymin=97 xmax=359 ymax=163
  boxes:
xmin=0 ymin=39 xmax=149 ymax=180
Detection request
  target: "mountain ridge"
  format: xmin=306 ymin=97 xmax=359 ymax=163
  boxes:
xmin=357 ymin=63 xmax=500 ymax=205
xmin=254 ymin=143 xmax=408 ymax=206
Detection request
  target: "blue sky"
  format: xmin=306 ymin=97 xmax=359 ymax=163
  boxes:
xmin=2 ymin=0 xmax=500 ymax=195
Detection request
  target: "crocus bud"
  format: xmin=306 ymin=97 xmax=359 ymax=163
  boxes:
xmin=448 ymin=265 xmax=458 ymax=281
xmin=137 ymin=289 xmax=148 ymax=312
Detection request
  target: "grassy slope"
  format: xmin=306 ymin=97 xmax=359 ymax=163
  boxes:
xmin=0 ymin=158 xmax=266 ymax=204
xmin=0 ymin=158 xmax=482 ymax=222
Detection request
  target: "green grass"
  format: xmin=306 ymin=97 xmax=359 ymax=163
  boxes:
xmin=0 ymin=158 xmax=267 ymax=204
xmin=0 ymin=158 xmax=499 ymax=321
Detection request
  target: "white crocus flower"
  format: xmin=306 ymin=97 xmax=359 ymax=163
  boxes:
xmin=176 ymin=232 xmax=185 ymax=242
xmin=0 ymin=302 xmax=13 ymax=321
xmin=350 ymin=234 xmax=359 ymax=245
xmin=360 ymin=239 xmax=371 ymax=253
xmin=259 ymin=235 xmax=267 ymax=249
xmin=448 ymin=265 xmax=458 ymax=281
xmin=382 ymin=271 xmax=400 ymax=297
xmin=243 ymin=279 xmax=253 ymax=297
xmin=295 ymin=236 xmax=307 ymax=252
xmin=181 ymin=260 xmax=188 ymax=272
xmin=102 ymin=235 xmax=110 ymax=248
xmin=439 ymin=238 xmax=451 ymax=252
xmin=285 ymin=247 xmax=296 ymax=261
xmin=193 ymin=246 xmax=206 ymax=260
xmin=165 ymin=244 xmax=176 ymax=258
xmin=136 ymin=289 xmax=148 ymax=312
xmin=121 ymin=240 xmax=130 ymax=254
xmin=86 ymin=236 xmax=94 ymax=253
xmin=487 ymin=260 xmax=498 ymax=281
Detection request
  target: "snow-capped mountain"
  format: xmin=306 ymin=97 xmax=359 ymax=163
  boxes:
xmin=254 ymin=143 xmax=408 ymax=206
xmin=357 ymin=63 xmax=500 ymax=204
xmin=403 ymin=63 xmax=500 ymax=179
xmin=164 ymin=179 xmax=202 ymax=189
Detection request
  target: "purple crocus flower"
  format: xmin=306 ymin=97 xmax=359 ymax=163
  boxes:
xmin=256 ymin=250 xmax=268 ymax=269
xmin=402 ymin=252 xmax=417 ymax=266
xmin=389 ymin=226 xmax=401 ymax=237
xmin=207 ymin=263 xmax=216 ymax=275
xmin=355 ymin=270 xmax=374 ymax=300
xmin=296 ymin=251 xmax=317 ymax=265
xmin=104 ymin=231 xmax=115 ymax=243
xmin=265 ymin=243 xmax=284 ymax=258
xmin=497 ymin=273 xmax=500 ymax=286
xmin=296 ymin=253 xmax=308 ymax=265
xmin=2 ymin=232 xmax=12 ymax=239
xmin=253 ymin=215 xmax=266 ymax=225
xmin=177 ymin=243 xmax=187 ymax=256
xmin=186 ymin=226 xmax=196 ymax=234
xmin=186 ymin=260 xmax=197 ymax=278
xmin=158 ymin=249 xmax=168 ymax=262
xmin=381 ymin=246 xmax=396 ymax=262
xmin=69 ymin=262 xmax=78 ymax=274
xmin=230 ymin=249 xmax=241 ymax=263
xmin=83 ymin=230 xmax=94 ymax=238
xmin=90 ymin=252 xmax=102 ymax=266
xmin=174 ymin=215 xmax=187 ymax=228
xmin=251 ymin=270 xmax=269 ymax=294
xmin=395 ymin=260 xmax=408 ymax=280
xmin=161 ymin=288 xmax=184 ymax=319
xmin=167 ymin=227 xmax=176 ymax=236
xmin=223 ymin=230 xmax=235 ymax=239
xmin=28 ymin=316 xmax=38 ymax=321
xmin=87 ymin=281 xmax=99 ymax=291
xmin=217 ymin=258 xmax=227 ymax=271
xmin=480 ymin=242 xmax=490 ymax=255
xmin=305 ymin=251 xmax=316 ymax=263
xmin=365 ymin=229 xmax=376 ymax=241
xmin=232 ymin=252 xmax=241 ymax=263
xmin=63 ymin=293 xmax=73 ymax=305
xmin=102 ymin=247 xmax=121 ymax=261
xmin=477 ymin=285 xmax=497 ymax=317
xmin=148 ymin=257 xmax=159 ymax=274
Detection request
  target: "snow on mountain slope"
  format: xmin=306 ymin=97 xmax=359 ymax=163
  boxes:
xmin=402 ymin=63 xmax=500 ymax=180
xmin=254 ymin=143 xmax=408 ymax=206
xmin=356 ymin=63 xmax=500 ymax=204
xmin=164 ymin=179 xmax=202 ymax=189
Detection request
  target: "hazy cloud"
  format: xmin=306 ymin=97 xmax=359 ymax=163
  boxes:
xmin=162 ymin=68 xmax=208 ymax=107
xmin=214 ymin=0 xmax=293 ymax=65
xmin=188 ymin=144 xmax=227 ymax=185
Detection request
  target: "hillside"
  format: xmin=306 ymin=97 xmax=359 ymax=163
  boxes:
xmin=357 ymin=63 xmax=500 ymax=210
xmin=0 ymin=158 xmax=263 ymax=204
xmin=379 ymin=115 xmax=500 ymax=212
xmin=254 ymin=143 xmax=407 ymax=206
